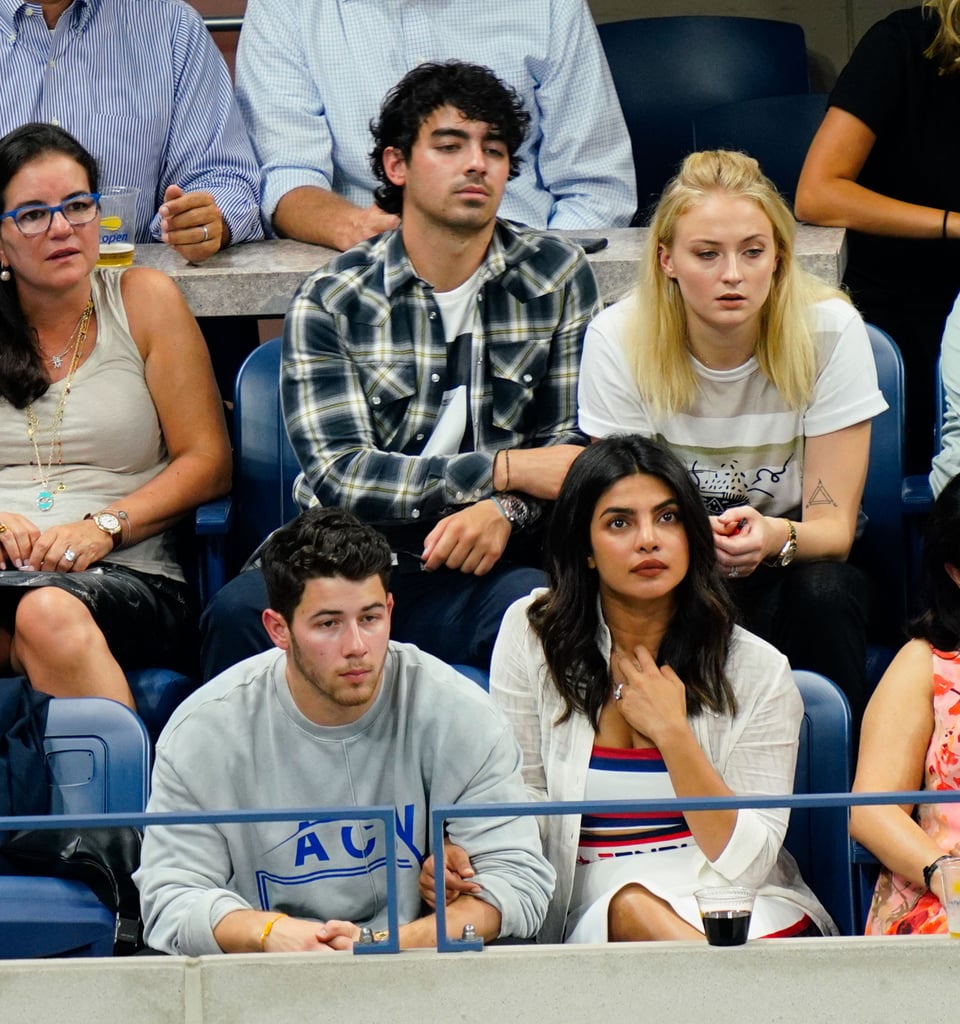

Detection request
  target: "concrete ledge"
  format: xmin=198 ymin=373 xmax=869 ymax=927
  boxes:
xmin=133 ymin=225 xmax=846 ymax=319
xmin=2 ymin=935 xmax=956 ymax=1024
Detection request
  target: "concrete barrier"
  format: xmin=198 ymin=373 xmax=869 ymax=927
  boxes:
xmin=2 ymin=936 xmax=957 ymax=1024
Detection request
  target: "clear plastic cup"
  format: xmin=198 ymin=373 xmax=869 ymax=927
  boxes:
xmin=97 ymin=186 xmax=139 ymax=267
xmin=936 ymin=857 xmax=960 ymax=936
xmin=694 ymin=886 xmax=756 ymax=946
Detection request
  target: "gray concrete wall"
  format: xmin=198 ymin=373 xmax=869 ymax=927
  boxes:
xmin=4 ymin=937 xmax=960 ymax=1024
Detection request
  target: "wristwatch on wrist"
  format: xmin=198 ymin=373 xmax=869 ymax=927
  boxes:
xmin=765 ymin=519 xmax=797 ymax=568
xmin=85 ymin=511 xmax=123 ymax=549
xmin=491 ymin=494 xmax=531 ymax=531
xmin=924 ymin=854 xmax=952 ymax=891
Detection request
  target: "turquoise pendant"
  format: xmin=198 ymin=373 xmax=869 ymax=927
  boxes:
xmin=36 ymin=490 xmax=54 ymax=512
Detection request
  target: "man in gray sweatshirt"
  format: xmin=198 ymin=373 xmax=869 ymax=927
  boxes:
xmin=135 ymin=507 xmax=553 ymax=954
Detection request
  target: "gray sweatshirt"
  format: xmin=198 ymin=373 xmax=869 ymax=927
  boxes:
xmin=136 ymin=644 xmax=555 ymax=955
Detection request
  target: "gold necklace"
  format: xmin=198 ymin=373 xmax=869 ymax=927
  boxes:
xmin=26 ymin=300 xmax=94 ymax=512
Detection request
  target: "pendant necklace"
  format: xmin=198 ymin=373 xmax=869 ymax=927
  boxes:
xmin=26 ymin=299 xmax=94 ymax=512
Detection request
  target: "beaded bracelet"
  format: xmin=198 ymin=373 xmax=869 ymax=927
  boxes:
xmin=259 ymin=912 xmax=288 ymax=951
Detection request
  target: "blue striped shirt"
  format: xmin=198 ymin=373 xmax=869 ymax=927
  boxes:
xmin=236 ymin=0 xmax=637 ymax=233
xmin=0 ymin=0 xmax=263 ymax=244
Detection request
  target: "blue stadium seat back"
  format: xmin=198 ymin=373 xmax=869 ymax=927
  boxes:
xmin=126 ymin=668 xmax=196 ymax=745
xmin=451 ymin=664 xmax=491 ymax=691
xmin=854 ymin=324 xmax=908 ymax=654
xmin=233 ymin=337 xmax=300 ymax=563
xmin=596 ymin=15 xmax=809 ymax=216
xmin=785 ymin=670 xmax=855 ymax=936
xmin=0 ymin=697 xmax=150 ymax=958
xmin=850 ymin=840 xmax=880 ymax=933
xmin=692 ymin=93 xmax=827 ymax=205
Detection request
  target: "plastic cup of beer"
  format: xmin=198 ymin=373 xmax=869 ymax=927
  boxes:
xmin=936 ymin=857 xmax=960 ymax=936
xmin=97 ymin=186 xmax=139 ymax=267
xmin=695 ymin=886 xmax=756 ymax=946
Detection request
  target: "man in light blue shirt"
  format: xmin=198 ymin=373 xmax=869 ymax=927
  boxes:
xmin=235 ymin=0 xmax=637 ymax=252
xmin=0 ymin=0 xmax=263 ymax=263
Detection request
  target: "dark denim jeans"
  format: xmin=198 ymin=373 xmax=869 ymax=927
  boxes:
xmin=199 ymin=561 xmax=546 ymax=682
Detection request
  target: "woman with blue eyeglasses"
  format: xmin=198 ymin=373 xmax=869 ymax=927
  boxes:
xmin=0 ymin=123 xmax=230 ymax=708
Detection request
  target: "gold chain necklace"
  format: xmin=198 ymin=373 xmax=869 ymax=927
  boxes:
xmin=26 ymin=300 xmax=94 ymax=512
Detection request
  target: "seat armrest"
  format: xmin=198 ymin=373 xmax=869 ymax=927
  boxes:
xmin=195 ymin=496 xmax=233 ymax=535
xmin=902 ymin=475 xmax=933 ymax=515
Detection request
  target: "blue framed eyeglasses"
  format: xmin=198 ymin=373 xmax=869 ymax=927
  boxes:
xmin=0 ymin=192 xmax=101 ymax=237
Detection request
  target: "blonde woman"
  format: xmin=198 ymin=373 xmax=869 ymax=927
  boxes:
xmin=796 ymin=0 xmax=960 ymax=470
xmin=578 ymin=150 xmax=887 ymax=721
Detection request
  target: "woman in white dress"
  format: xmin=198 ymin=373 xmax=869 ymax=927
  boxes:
xmin=486 ymin=435 xmax=834 ymax=942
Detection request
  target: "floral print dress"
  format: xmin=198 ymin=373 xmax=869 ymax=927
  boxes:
xmin=866 ymin=647 xmax=960 ymax=934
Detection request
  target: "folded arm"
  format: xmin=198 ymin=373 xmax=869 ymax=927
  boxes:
xmin=795 ymin=107 xmax=958 ymax=239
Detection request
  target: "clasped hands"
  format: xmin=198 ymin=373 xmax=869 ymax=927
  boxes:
xmin=419 ymin=444 xmax=585 ymax=575
xmin=260 ymin=913 xmax=361 ymax=953
xmin=0 ymin=513 xmax=113 ymax=572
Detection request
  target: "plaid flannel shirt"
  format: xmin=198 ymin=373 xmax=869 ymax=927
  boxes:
xmin=282 ymin=220 xmax=600 ymax=527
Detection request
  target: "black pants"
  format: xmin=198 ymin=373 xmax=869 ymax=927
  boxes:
xmin=199 ymin=560 xmax=547 ymax=683
xmin=727 ymin=560 xmax=870 ymax=726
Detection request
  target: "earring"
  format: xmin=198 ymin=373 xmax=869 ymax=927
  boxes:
xmin=587 ymin=555 xmax=596 ymax=569
xmin=0 ymin=266 xmax=10 ymax=282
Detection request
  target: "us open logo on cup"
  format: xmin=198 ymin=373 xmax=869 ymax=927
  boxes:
xmin=97 ymin=186 xmax=139 ymax=268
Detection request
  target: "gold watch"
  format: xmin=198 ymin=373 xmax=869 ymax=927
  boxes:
xmin=85 ymin=511 xmax=123 ymax=549
xmin=765 ymin=519 xmax=797 ymax=567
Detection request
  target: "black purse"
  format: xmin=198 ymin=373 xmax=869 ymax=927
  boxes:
xmin=1 ymin=826 xmax=145 ymax=954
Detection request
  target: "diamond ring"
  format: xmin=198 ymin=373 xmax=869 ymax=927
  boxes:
xmin=63 ymin=548 xmax=77 ymax=563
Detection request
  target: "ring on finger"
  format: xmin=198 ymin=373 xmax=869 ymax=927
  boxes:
xmin=63 ymin=547 xmax=77 ymax=563
xmin=200 ymin=223 xmax=209 ymax=242
xmin=0 ymin=522 xmax=6 ymax=533
xmin=728 ymin=565 xmax=740 ymax=578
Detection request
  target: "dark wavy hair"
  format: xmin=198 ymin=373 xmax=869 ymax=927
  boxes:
xmin=910 ymin=474 xmax=960 ymax=649
xmin=261 ymin=506 xmax=393 ymax=624
xmin=0 ymin=123 xmax=99 ymax=409
xmin=528 ymin=435 xmax=737 ymax=727
xmin=369 ymin=61 xmax=530 ymax=215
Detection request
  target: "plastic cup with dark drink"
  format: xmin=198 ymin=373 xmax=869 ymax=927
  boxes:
xmin=694 ymin=886 xmax=756 ymax=946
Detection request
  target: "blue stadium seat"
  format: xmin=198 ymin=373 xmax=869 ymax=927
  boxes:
xmin=597 ymin=15 xmax=810 ymax=217
xmin=787 ymin=670 xmax=855 ymax=936
xmin=853 ymin=324 xmax=913 ymax=684
xmin=198 ymin=337 xmax=297 ymax=588
xmin=692 ymin=93 xmax=827 ymax=205
xmin=0 ymin=697 xmax=149 ymax=957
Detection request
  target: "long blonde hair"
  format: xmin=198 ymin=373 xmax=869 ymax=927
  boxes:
xmin=923 ymin=0 xmax=960 ymax=73
xmin=626 ymin=150 xmax=849 ymax=417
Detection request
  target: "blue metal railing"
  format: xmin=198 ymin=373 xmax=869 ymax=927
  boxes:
xmin=1 ymin=788 xmax=955 ymax=954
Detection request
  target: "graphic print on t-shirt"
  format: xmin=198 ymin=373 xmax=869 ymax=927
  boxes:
xmin=252 ymin=805 xmax=423 ymax=918
xmin=690 ymin=454 xmax=794 ymax=515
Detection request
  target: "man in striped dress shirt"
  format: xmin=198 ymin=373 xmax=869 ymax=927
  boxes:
xmin=235 ymin=0 xmax=636 ymax=251
xmin=0 ymin=0 xmax=263 ymax=263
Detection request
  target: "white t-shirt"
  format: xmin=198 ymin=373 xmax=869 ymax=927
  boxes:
xmin=421 ymin=268 xmax=483 ymax=458
xmin=578 ymin=296 xmax=888 ymax=517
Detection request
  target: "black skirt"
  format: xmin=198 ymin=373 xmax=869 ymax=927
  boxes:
xmin=0 ymin=562 xmax=198 ymax=673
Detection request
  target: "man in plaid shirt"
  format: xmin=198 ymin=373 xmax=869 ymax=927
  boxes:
xmin=200 ymin=61 xmax=600 ymax=679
